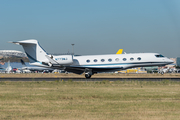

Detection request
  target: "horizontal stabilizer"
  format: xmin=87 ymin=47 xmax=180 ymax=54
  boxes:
xmin=9 ymin=40 xmax=38 ymax=45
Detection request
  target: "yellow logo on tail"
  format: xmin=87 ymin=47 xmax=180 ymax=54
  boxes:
xmin=116 ymin=49 xmax=123 ymax=54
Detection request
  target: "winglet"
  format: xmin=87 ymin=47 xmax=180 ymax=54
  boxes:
xmin=116 ymin=49 xmax=123 ymax=54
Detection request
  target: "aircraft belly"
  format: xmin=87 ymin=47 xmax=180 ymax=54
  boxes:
xmin=65 ymin=62 xmax=167 ymax=74
xmin=67 ymin=65 xmax=123 ymax=73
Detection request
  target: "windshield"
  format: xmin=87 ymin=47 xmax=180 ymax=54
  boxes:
xmin=155 ymin=54 xmax=164 ymax=58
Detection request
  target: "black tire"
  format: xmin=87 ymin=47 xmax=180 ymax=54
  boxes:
xmin=85 ymin=74 xmax=91 ymax=79
xmin=161 ymin=71 xmax=164 ymax=75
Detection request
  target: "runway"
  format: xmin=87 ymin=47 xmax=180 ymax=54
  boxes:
xmin=0 ymin=73 xmax=180 ymax=81
xmin=1 ymin=77 xmax=180 ymax=81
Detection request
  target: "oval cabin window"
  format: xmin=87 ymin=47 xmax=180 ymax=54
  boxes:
xmin=94 ymin=59 xmax=97 ymax=62
xmin=137 ymin=57 xmax=141 ymax=61
xmin=123 ymin=58 xmax=127 ymax=61
xmin=101 ymin=59 xmax=105 ymax=62
xmin=130 ymin=58 xmax=134 ymax=61
xmin=108 ymin=59 xmax=112 ymax=62
xmin=115 ymin=58 xmax=119 ymax=62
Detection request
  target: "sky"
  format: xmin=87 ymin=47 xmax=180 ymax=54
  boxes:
xmin=0 ymin=0 xmax=180 ymax=58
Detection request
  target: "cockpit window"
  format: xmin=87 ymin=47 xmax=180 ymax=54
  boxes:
xmin=155 ymin=54 xmax=164 ymax=58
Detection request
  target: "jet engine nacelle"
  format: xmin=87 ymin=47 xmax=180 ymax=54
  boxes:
xmin=42 ymin=55 xmax=74 ymax=67
xmin=54 ymin=55 xmax=73 ymax=65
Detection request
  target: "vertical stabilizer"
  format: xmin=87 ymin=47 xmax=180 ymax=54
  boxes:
xmin=10 ymin=39 xmax=48 ymax=63
xmin=116 ymin=49 xmax=123 ymax=54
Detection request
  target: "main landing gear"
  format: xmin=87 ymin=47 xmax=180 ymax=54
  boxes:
xmin=85 ymin=73 xmax=92 ymax=78
xmin=84 ymin=68 xmax=93 ymax=79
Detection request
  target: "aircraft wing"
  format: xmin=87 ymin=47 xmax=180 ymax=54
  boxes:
xmin=65 ymin=67 xmax=84 ymax=74
xmin=65 ymin=66 xmax=123 ymax=74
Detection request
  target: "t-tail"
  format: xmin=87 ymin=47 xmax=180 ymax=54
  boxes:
xmin=10 ymin=39 xmax=73 ymax=67
xmin=10 ymin=39 xmax=48 ymax=65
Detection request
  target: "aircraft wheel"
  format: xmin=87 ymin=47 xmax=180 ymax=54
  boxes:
xmin=161 ymin=71 xmax=164 ymax=75
xmin=85 ymin=74 xmax=91 ymax=79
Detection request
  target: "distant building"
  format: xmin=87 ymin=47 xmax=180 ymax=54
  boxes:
xmin=170 ymin=58 xmax=176 ymax=64
xmin=0 ymin=50 xmax=26 ymax=57
xmin=177 ymin=57 xmax=180 ymax=67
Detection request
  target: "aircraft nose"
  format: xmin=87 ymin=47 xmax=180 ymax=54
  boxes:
xmin=167 ymin=59 xmax=174 ymax=64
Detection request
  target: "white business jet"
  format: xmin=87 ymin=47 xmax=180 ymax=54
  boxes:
xmin=20 ymin=59 xmax=54 ymax=73
xmin=10 ymin=39 xmax=173 ymax=78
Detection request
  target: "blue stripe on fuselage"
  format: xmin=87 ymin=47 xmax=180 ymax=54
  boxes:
xmin=70 ymin=62 xmax=165 ymax=69
xmin=77 ymin=62 xmax=164 ymax=67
